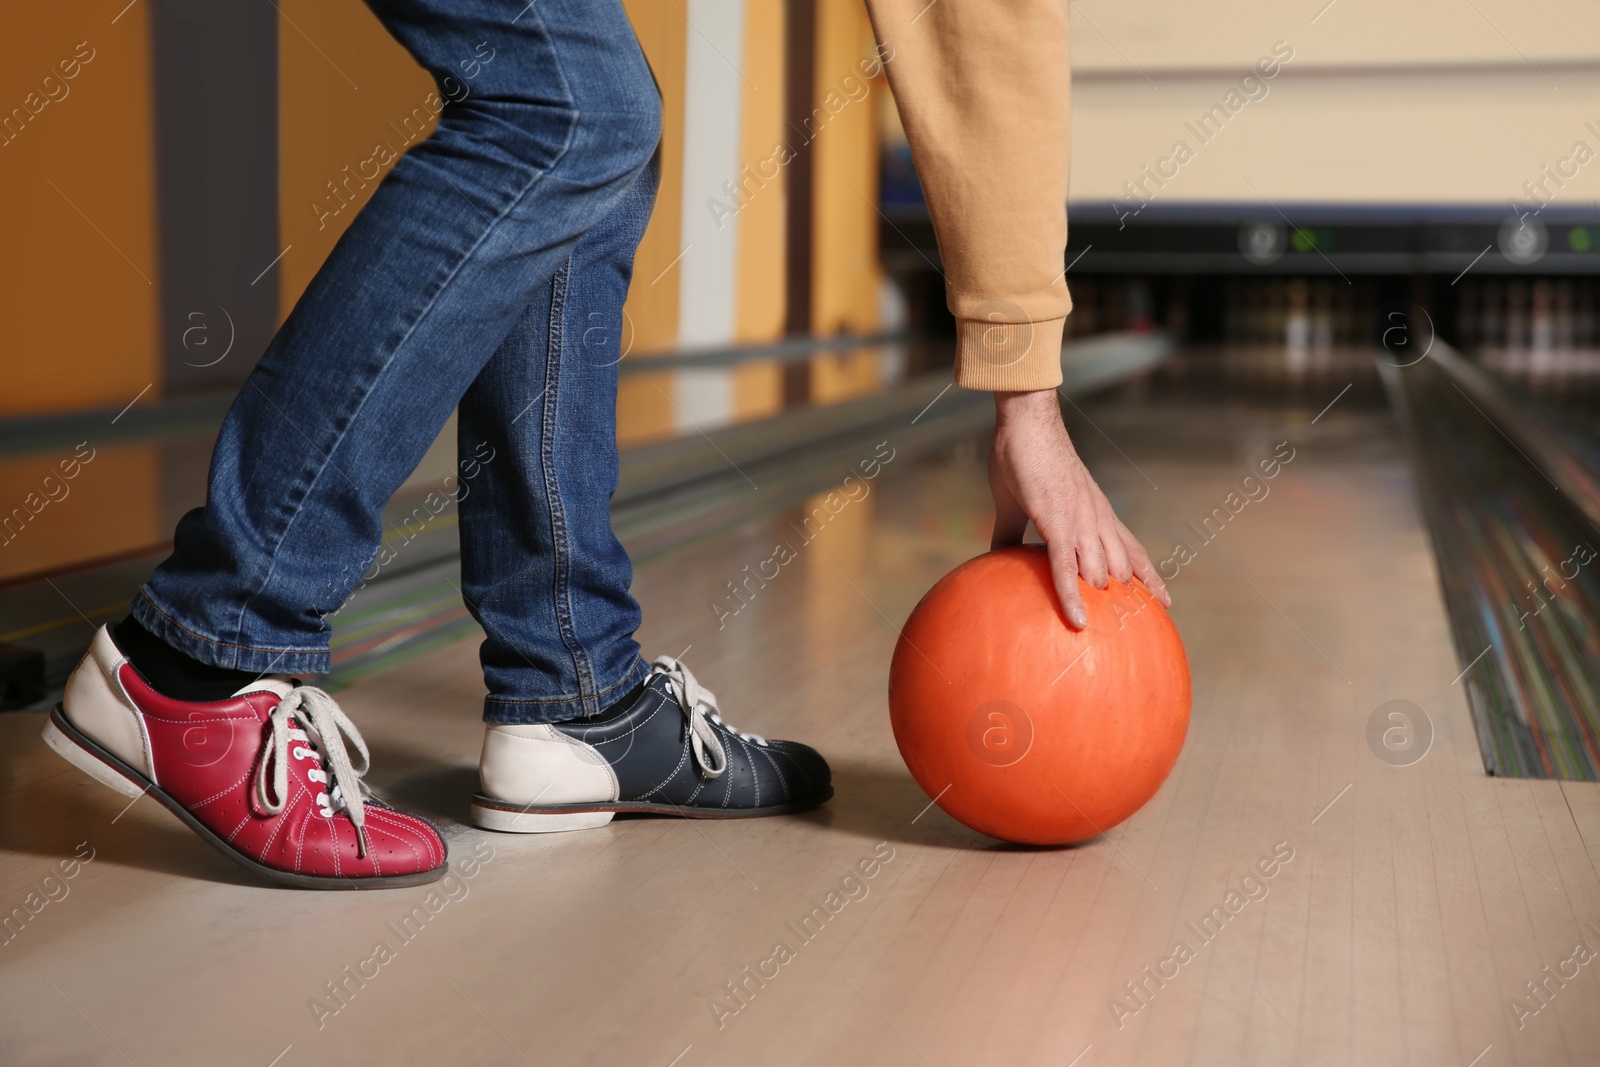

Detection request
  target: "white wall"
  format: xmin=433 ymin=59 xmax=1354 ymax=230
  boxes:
xmin=675 ymin=0 xmax=745 ymax=430
xmin=1067 ymin=0 xmax=1600 ymax=205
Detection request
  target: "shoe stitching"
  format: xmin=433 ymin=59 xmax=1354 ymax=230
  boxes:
xmin=638 ymin=741 xmax=691 ymax=800
xmin=754 ymin=745 xmax=792 ymax=799
xmin=257 ymin=780 xmax=307 ymax=860
xmin=585 ymin=695 xmax=665 ymax=745
xmin=140 ymin=710 xmax=264 ymax=725
xmin=327 ymin=811 xmax=341 ymax=879
xmin=367 ymin=808 xmax=434 ymax=867
xmin=364 ymin=812 xmax=423 ymax=872
xmin=295 ymin=805 xmax=311 ymax=874
xmin=367 ymin=808 xmax=434 ymax=868
xmin=488 ymin=728 xmax=619 ymax=805
xmin=187 ymin=768 xmax=253 ymax=810
xmin=732 ymin=735 xmax=760 ymax=807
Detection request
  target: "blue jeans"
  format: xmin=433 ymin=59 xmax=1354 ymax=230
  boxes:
xmin=133 ymin=0 xmax=660 ymax=722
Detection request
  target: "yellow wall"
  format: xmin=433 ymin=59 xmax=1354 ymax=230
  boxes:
xmin=0 ymin=7 xmax=158 ymax=417
xmin=616 ymin=0 xmax=688 ymax=446
xmin=1 ymin=1 xmax=891 ymax=432
xmin=277 ymin=0 xmax=436 ymax=318
xmin=0 ymin=445 xmax=160 ymax=582
xmin=808 ymin=0 xmax=883 ymax=404
xmin=730 ymin=0 xmax=790 ymax=424
xmin=733 ymin=1 xmax=789 ymax=346
xmin=0 ymin=0 xmax=900 ymax=580
xmin=272 ymin=0 xmax=876 ymax=441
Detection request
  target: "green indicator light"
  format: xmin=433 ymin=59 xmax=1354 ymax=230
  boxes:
xmin=1569 ymin=227 xmax=1592 ymax=252
xmin=1290 ymin=228 xmax=1335 ymax=252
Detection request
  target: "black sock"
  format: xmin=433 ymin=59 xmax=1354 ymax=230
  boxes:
xmin=110 ymin=616 xmax=263 ymax=703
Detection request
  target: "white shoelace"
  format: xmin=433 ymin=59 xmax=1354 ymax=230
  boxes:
xmin=253 ymin=686 xmax=373 ymax=857
xmin=651 ymin=656 xmax=767 ymax=779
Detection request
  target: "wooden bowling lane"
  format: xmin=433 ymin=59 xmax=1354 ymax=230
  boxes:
xmin=2 ymin=388 xmax=1600 ymax=1066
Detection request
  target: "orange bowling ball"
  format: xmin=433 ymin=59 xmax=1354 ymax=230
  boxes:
xmin=889 ymin=545 xmax=1190 ymax=845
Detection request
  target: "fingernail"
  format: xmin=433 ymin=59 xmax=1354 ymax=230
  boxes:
xmin=1070 ymin=607 xmax=1088 ymax=627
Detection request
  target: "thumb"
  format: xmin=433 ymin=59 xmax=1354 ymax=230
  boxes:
xmin=988 ymin=451 xmax=1029 ymax=549
xmin=991 ymin=497 xmax=1029 ymax=549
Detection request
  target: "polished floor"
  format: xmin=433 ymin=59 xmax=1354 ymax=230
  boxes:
xmin=3 ymin=393 xmax=1599 ymax=1066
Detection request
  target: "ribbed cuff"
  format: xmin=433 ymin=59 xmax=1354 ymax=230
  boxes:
xmin=953 ymin=315 xmax=1065 ymax=390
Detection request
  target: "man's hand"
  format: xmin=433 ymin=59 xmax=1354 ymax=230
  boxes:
xmin=988 ymin=389 xmax=1171 ymax=630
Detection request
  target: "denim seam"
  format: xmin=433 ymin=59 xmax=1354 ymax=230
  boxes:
xmin=137 ymin=589 xmax=327 ymax=657
xmin=483 ymin=656 xmax=647 ymax=706
xmin=228 ymin=1 xmax=583 ymax=655
xmin=227 ymin=381 xmax=347 ymax=652
xmin=537 ymin=256 xmax=602 ymax=715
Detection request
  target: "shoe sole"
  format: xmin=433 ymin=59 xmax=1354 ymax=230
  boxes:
xmin=469 ymin=786 xmax=834 ymax=834
xmin=42 ymin=706 xmax=449 ymax=890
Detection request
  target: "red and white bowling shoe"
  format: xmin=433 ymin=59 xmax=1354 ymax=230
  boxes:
xmin=42 ymin=625 xmax=448 ymax=889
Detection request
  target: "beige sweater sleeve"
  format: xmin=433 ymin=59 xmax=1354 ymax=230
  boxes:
xmin=864 ymin=0 xmax=1072 ymax=390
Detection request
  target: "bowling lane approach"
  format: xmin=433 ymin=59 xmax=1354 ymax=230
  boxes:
xmin=5 ymin=349 xmax=1595 ymax=1067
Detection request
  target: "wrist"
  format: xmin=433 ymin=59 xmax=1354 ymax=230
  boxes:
xmin=994 ymin=388 xmax=1062 ymax=427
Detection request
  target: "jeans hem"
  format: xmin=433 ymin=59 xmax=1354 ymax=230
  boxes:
xmin=131 ymin=589 xmax=332 ymax=676
xmin=482 ymin=656 xmax=650 ymax=725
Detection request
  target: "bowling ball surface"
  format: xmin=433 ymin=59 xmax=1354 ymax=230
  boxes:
xmin=889 ymin=545 xmax=1190 ymax=845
